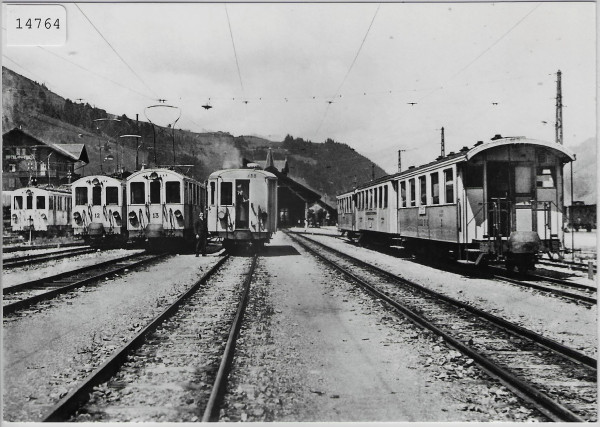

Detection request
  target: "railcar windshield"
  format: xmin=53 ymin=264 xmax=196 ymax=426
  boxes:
xmin=149 ymin=181 xmax=161 ymax=204
xmin=130 ymin=182 xmax=145 ymax=204
xmin=92 ymin=186 xmax=102 ymax=206
xmin=165 ymin=181 xmax=181 ymax=203
xmin=106 ymin=187 xmax=119 ymax=205
xmin=75 ymin=187 xmax=88 ymax=205
xmin=221 ymin=182 xmax=233 ymax=205
xmin=36 ymin=196 xmax=45 ymax=209
xmin=14 ymin=196 xmax=23 ymax=209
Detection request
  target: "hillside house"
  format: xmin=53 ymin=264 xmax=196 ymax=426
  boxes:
xmin=2 ymin=128 xmax=89 ymax=191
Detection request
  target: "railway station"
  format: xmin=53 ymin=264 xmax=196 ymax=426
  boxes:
xmin=2 ymin=2 xmax=597 ymax=424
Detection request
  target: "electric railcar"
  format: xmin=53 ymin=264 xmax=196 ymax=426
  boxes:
xmin=207 ymin=167 xmax=278 ymax=249
xmin=337 ymin=135 xmax=575 ymax=272
xmin=71 ymin=175 xmax=128 ymax=246
xmin=11 ymin=186 xmax=72 ymax=236
xmin=126 ymin=168 xmax=205 ymax=248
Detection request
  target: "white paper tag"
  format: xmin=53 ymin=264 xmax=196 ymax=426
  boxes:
xmin=6 ymin=4 xmax=67 ymax=46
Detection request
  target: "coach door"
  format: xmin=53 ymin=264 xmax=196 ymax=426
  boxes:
xmin=513 ymin=163 xmax=535 ymax=232
xmin=235 ymin=180 xmax=250 ymax=229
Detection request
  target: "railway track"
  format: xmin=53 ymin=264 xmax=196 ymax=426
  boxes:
xmin=490 ymin=268 xmax=597 ymax=306
xmin=42 ymin=253 xmax=257 ymax=422
xmin=3 ymin=246 xmax=96 ymax=268
xmin=287 ymin=231 xmax=597 ymax=422
xmin=2 ymin=242 xmax=88 ymax=254
xmin=538 ymin=258 xmax=596 ymax=274
xmin=3 ymin=252 xmax=165 ymax=315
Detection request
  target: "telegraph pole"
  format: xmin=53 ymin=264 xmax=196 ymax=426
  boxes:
xmin=440 ymin=127 xmax=445 ymax=157
xmin=397 ymin=149 xmax=406 ymax=173
xmin=555 ymin=70 xmax=563 ymax=145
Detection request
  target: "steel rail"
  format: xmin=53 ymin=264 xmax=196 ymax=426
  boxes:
xmin=3 ymin=247 xmax=97 ymax=268
xmin=3 ymin=253 xmax=166 ymax=315
xmin=490 ymin=272 xmax=597 ymax=306
xmin=287 ymin=232 xmax=594 ymax=422
xmin=2 ymin=242 xmax=88 ymax=254
xmin=538 ymin=258 xmax=596 ymax=273
xmin=202 ymin=253 xmax=258 ymax=422
xmin=41 ymin=254 xmax=231 ymax=422
xmin=3 ymin=252 xmax=143 ymax=295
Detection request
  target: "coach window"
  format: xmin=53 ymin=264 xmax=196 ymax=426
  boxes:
xmin=444 ymin=169 xmax=454 ymax=203
xmin=384 ymin=186 xmax=388 ymax=208
xmin=536 ymin=167 xmax=555 ymax=188
xmin=373 ymin=188 xmax=378 ymax=209
xmin=409 ymin=179 xmax=416 ymax=207
xmin=36 ymin=196 xmax=45 ymax=209
xmin=400 ymin=181 xmax=406 ymax=207
xmin=106 ymin=187 xmax=119 ymax=205
xmin=92 ymin=186 xmax=102 ymax=206
xmin=221 ymin=182 xmax=233 ymax=205
xmin=166 ymin=182 xmax=181 ymax=203
xmin=130 ymin=182 xmax=145 ymax=204
xmin=75 ymin=187 xmax=88 ymax=205
xmin=150 ymin=181 xmax=161 ymax=204
xmin=431 ymin=172 xmax=439 ymax=204
xmin=378 ymin=187 xmax=382 ymax=208
xmin=419 ymin=176 xmax=427 ymax=206
xmin=49 ymin=196 xmax=54 ymax=210
xmin=210 ymin=182 xmax=216 ymax=205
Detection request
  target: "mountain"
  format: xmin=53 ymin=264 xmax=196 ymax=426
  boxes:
xmin=564 ymin=137 xmax=597 ymax=205
xmin=2 ymin=67 xmax=385 ymax=207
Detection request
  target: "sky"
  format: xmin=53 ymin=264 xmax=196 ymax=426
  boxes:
xmin=2 ymin=1 xmax=596 ymax=173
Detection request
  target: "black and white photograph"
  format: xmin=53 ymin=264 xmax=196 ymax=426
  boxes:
xmin=2 ymin=0 xmax=597 ymax=423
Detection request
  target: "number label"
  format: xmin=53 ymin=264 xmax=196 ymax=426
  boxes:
xmin=152 ymin=213 xmax=159 ymax=219
xmin=7 ymin=5 xmax=66 ymax=46
xmin=94 ymin=213 xmax=100 ymax=219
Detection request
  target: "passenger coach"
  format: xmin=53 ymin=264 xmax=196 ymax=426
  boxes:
xmin=126 ymin=168 xmax=204 ymax=245
xmin=71 ymin=175 xmax=127 ymax=245
xmin=337 ymin=135 xmax=575 ymax=272
xmin=11 ymin=186 xmax=72 ymax=236
xmin=207 ymin=166 xmax=278 ymax=249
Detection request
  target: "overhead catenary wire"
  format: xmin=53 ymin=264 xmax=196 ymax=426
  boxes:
xmin=313 ymin=3 xmax=381 ymax=139
xmin=75 ymin=3 xmax=159 ymax=99
xmin=224 ymin=4 xmax=246 ymax=102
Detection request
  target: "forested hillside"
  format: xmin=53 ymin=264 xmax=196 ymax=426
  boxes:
xmin=2 ymin=67 xmax=385 ymax=207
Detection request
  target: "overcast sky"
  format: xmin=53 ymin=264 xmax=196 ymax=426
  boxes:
xmin=2 ymin=1 xmax=596 ymax=173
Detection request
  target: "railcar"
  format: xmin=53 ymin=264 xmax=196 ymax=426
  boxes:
xmin=11 ymin=186 xmax=72 ymax=236
xmin=71 ymin=175 xmax=127 ymax=246
xmin=337 ymin=135 xmax=575 ymax=272
xmin=566 ymin=202 xmax=596 ymax=232
xmin=126 ymin=168 xmax=205 ymax=248
xmin=207 ymin=166 xmax=278 ymax=250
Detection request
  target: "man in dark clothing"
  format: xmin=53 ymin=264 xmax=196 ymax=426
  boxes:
xmin=194 ymin=211 xmax=208 ymax=256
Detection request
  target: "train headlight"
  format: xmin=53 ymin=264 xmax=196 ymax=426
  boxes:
xmin=73 ymin=212 xmax=83 ymax=225
xmin=11 ymin=214 xmax=18 ymax=223
xmin=218 ymin=208 xmax=227 ymax=220
xmin=174 ymin=210 xmax=183 ymax=219
xmin=41 ymin=213 xmax=47 ymax=221
xmin=260 ymin=212 xmax=268 ymax=221
xmin=128 ymin=211 xmax=139 ymax=226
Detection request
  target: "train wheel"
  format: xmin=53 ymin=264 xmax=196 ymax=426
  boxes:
xmin=504 ymin=259 xmax=516 ymax=272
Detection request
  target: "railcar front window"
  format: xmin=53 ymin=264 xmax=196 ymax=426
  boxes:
xmin=75 ymin=187 xmax=88 ymax=205
xmin=444 ymin=169 xmax=454 ymax=203
xmin=165 ymin=181 xmax=181 ymax=203
xmin=130 ymin=182 xmax=145 ymax=204
xmin=150 ymin=181 xmax=161 ymax=204
xmin=400 ymin=182 xmax=406 ymax=207
xmin=92 ymin=186 xmax=102 ymax=206
xmin=419 ymin=176 xmax=427 ymax=205
xmin=221 ymin=182 xmax=233 ymax=205
xmin=14 ymin=196 xmax=23 ymax=210
xmin=26 ymin=195 xmax=33 ymax=209
xmin=431 ymin=173 xmax=439 ymax=205
xmin=464 ymin=164 xmax=484 ymax=188
xmin=36 ymin=196 xmax=45 ymax=209
xmin=536 ymin=167 xmax=555 ymax=188
xmin=106 ymin=187 xmax=119 ymax=205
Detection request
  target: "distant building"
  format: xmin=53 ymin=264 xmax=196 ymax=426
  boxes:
xmin=2 ymin=128 xmax=89 ymax=191
xmin=250 ymin=149 xmax=329 ymax=228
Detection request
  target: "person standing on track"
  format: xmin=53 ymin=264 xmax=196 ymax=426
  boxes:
xmin=195 ymin=211 xmax=208 ymax=257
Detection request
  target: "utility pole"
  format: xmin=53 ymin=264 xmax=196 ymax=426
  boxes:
xmin=371 ymin=163 xmax=375 ymax=181
xmin=555 ymin=70 xmax=563 ymax=145
xmin=440 ymin=127 xmax=445 ymax=157
xmin=397 ymin=149 xmax=406 ymax=173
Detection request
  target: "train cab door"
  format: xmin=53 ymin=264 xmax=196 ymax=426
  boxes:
xmin=512 ymin=164 xmax=535 ymax=232
xmin=486 ymin=162 xmax=535 ymax=236
xmin=235 ymin=180 xmax=250 ymax=229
